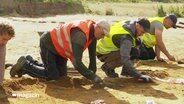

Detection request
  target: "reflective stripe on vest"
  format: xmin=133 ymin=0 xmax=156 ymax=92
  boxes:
xmin=55 ymin=25 xmax=72 ymax=57
xmin=143 ymin=17 xmax=164 ymax=48
xmin=51 ymin=20 xmax=95 ymax=61
xmin=97 ymin=20 xmax=136 ymax=54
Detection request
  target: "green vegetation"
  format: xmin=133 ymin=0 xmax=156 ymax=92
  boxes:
xmin=157 ymin=5 xmax=166 ymax=16
xmin=156 ymin=0 xmax=183 ymax=3
xmin=1 ymin=0 xmax=184 ymax=17
xmin=16 ymin=0 xmax=184 ymax=3
xmin=157 ymin=5 xmax=184 ymax=17
xmin=168 ymin=5 xmax=184 ymax=17
xmin=105 ymin=8 xmax=114 ymax=15
xmin=84 ymin=0 xmax=184 ymax=3
xmin=16 ymin=0 xmax=81 ymax=4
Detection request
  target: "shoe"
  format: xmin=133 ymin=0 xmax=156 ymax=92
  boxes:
xmin=10 ymin=56 xmax=27 ymax=77
xmin=120 ymin=69 xmax=130 ymax=77
xmin=17 ymin=69 xmax=23 ymax=77
xmin=26 ymin=55 xmax=34 ymax=62
xmin=26 ymin=55 xmax=43 ymax=66
xmin=120 ymin=67 xmax=131 ymax=77
xmin=101 ymin=64 xmax=119 ymax=78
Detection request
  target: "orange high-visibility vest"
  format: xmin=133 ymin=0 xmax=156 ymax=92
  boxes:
xmin=50 ymin=19 xmax=95 ymax=62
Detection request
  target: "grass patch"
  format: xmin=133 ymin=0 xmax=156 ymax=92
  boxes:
xmin=105 ymin=8 xmax=114 ymax=15
xmin=86 ymin=2 xmax=184 ymax=17
xmin=157 ymin=4 xmax=184 ymax=17
xmin=157 ymin=5 xmax=166 ymax=16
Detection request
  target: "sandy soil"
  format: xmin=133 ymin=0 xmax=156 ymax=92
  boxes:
xmin=1 ymin=15 xmax=184 ymax=104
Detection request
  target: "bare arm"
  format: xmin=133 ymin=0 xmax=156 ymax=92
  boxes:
xmin=155 ymin=29 xmax=175 ymax=61
xmin=155 ymin=45 xmax=165 ymax=61
xmin=155 ymin=45 xmax=160 ymax=58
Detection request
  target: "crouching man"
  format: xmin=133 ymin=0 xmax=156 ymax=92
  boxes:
xmin=96 ymin=18 xmax=152 ymax=82
xmin=10 ymin=19 xmax=110 ymax=85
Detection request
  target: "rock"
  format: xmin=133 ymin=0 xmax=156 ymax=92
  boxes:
xmin=90 ymin=99 xmax=106 ymax=104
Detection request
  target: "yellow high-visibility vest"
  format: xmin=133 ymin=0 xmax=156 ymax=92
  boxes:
xmin=143 ymin=17 xmax=164 ymax=48
xmin=96 ymin=20 xmax=136 ymax=54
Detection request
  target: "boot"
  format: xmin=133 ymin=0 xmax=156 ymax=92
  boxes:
xmin=120 ymin=66 xmax=131 ymax=77
xmin=23 ymin=62 xmax=50 ymax=80
xmin=10 ymin=56 xmax=27 ymax=77
xmin=101 ymin=64 xmax=119 ymax=78
xmin=26 ymin=55 xmax=44 ymax=67
xmin=121 ymin=69 xmax=130 ymax=77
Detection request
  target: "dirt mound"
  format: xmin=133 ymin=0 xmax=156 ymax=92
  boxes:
xmin=140 ymin=70 xmax=169 ymax=78
xmin=0 ymin=0 xmax=85 ymax=17
xmin=3 ymin=76 xmax=93 ymax=92
xmin=3 ymin=78 xmax=40 ymax=96
xmin=5 ymin=81 xmax=23 ymax=91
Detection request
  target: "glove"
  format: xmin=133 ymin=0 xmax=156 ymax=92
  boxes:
xmin=92 ymin=75 xmax=104 ymax=85
xmin=138 ymin=75 xmax=152 ymax=82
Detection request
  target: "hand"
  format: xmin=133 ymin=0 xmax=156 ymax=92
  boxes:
xmin=138 ymin=75 xmax=152 ymax=82
xmin=168 ymin=55 xmax=176 ymax=61
xmin=92 ymin=75 xmax=103 ymax=85
xmin=157 ymin=57 xmax=165 ymax=62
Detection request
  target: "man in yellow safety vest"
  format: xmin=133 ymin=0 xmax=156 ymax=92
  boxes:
xmin=139 ymin=14 xmax=177 ymax=62
xmin=96 ymin=18 xmax=152 ymax=82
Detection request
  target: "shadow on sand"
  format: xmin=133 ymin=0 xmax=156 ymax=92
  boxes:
xmin=103 ymin=77 xmax=177 ymax=100
xmin=44 ymin=76 xmax=130 ymax=104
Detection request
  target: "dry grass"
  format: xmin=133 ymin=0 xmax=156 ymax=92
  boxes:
xmin=85 ymin=2 xmax=184 ymax=17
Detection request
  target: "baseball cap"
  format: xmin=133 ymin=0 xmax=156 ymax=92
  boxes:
xmin=137 ymin=18 xmax=150 ymax=32
xmin=167 ymin=14 xmax=177 ymax=28
xmin=96 ymin=19 xmax=110 ymax=37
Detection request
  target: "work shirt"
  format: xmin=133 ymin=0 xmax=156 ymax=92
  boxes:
xmin=40 ymin=26 xmax=96 ymax=80
xmin=113 ymin=21 xmax=141 ymax=77
xmin=142 ymin=19 xmax=164 ymax=48
xmin=149 ymin=21 xmax=164 ymax=35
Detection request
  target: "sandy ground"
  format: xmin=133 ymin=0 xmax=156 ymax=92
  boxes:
xmin=1 ymin=14 xmax=184 ymax=104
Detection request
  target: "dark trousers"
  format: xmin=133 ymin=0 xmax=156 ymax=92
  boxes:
xmin=139 ymin=44 xmax=156 ymax=60
xmin=23 ymin=34 xmax=67 ymax=80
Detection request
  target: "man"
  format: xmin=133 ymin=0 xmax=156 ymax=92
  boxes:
xmin=139 ymin=14 xmax=177 ymax=61
xmin=10 ymin=19 xmax=110 ymax=84
xmin=0 ymin=23 xmax=14 ymax=99
xmin=96 ymin=18 xmax=152 ymax=82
